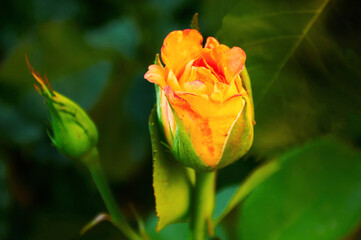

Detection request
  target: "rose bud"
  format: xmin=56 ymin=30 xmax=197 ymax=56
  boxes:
xmin=145 ymin=29 xmax=254 ymax=171
xmin=27 ymin=57 xmax=98 ymax=160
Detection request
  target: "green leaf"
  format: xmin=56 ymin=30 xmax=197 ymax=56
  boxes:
xmin=238 ymin=137 xmax=361 ymax=240
xmin=149 ymin=107 xmax=194 ymax=231
xmin=214 ymin=159 xmax=280 ymax=224
xmin=145 ymin=214 xmax=189 ymax=240
xmin=218 ymin=0 xmax=361 ymax=158
xmin=239 ymin=67 xmax=254 ymax=110
xmin=219 ymin=0 xmax=330 ymax=106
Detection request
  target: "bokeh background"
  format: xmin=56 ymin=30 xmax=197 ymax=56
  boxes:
xmin=1 ymin=0 xmax=361 ymax=239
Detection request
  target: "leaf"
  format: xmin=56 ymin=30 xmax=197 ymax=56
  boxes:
xmin=219 ymin=0 xmax=330 ymax=105
xmin=145 ymin=214 xmax=189 ymax=240
xmin=238 ymin=137 xmax=361 ymax=240
xmin=149 ymin=107 xmax=194 ymax=231
xmin=218 ymin=0 xmax=361 ymax=157
xmin=213 ymin=159 xmax=280 ymax=224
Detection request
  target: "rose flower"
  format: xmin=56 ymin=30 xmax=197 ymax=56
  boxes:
xmin=145 ymin=29 xmax=254 ymax=171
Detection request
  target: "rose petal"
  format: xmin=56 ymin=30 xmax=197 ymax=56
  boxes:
xmin=166 ymin=90 xmax=245 ymax=167
xmin=222 ymin=75 xmax=244 ymax=100
xmin=204 ymin=37 xmax=219 ymax=49
xmin=166 ymin=68 xmax=182 ymax=91
xmin=177 ymin=92 xmax=244 ymax=118
xmin=144 ymin=64 xmax=166 ymax=88
xmin=183 ymin=80 xmax=208 ymax=95
xmin=178 ymin=60 xmax=196 ymax=86
xmin=161 ymin=29 xmax=203 ymax=77
xmin=222 ymin=47 xmax=246 ymax=83
xmin=179 ymin=66 xmax=217 ymax=95
xmin=201 ymin=44 xmax=230 ymax=83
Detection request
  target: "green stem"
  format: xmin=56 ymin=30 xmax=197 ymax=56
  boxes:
xmin=82 ymin=148 xmax=143 ymax=240
xmin=190 ymin=171 xmax=217 ymax=240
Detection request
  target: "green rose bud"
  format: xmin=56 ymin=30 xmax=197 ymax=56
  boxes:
xmin=27 ymin=57 xmax=98 ymax=160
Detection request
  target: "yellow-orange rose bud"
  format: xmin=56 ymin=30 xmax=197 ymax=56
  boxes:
xmin=145 ymin=29 xmax=254 ymax=171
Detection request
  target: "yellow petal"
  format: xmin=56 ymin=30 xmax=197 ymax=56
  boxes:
xmin=161 ymin=29 xmax=203 ymax=77
xmin=204 ymin=37 xmax=220 ymax=49
xmin=166 ymin=90 xmax=245 ymax=166
xmin=177 ymin=92 xmax=244 ymax=118
xmin=222 ymin=47 xmax=246 ymax=83
xmin=144 ymin=64 xmax=166 ymax=88
xmin=165 ymin=68 xmax=182 ymax=91
xmin=180 ymin=66 xmax=217 ymax=95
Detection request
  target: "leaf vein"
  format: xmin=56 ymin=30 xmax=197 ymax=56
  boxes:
xmin=243 ymin=35 xmax=301 ymax=47
xmin=255 ymin=0 xmax=330 ymax=106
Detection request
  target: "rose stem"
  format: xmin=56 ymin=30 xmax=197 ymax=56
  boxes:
xmin=82 ymin=148 xmax=143 ymax=240
xmin=190 ymin=171 xmax=217 ymax=240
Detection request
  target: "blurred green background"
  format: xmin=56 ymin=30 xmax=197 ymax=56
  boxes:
xmin=0 ymin=0 xmax=361 ymax=239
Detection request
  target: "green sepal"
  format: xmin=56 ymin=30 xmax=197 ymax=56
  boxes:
xmin=155 ymin=84 xmax=163 ymax=130
xmin=240 ymin=66 xmax=254 ymax=111
xmin=217 ymin=95 xmax=254 ymax=169
xmin=154 ymin=54 xmax=164 ymax=129
xmin=190 ymin=13 xmax=200 ymax=31
xmin=149 ymin=107 xmax=194 ymax=231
